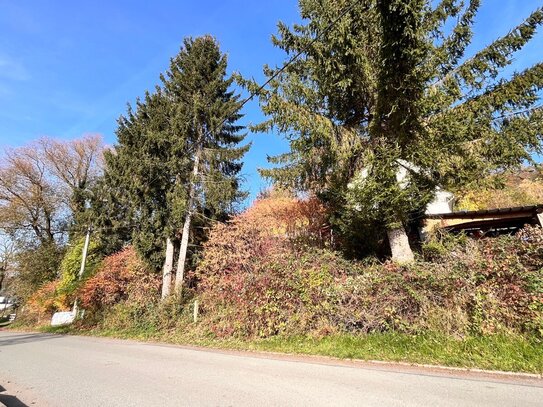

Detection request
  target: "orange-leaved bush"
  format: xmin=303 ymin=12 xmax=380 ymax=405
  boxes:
xmin=196 ymin=195 xmax=344 ymax=337
xmin=24 ymin=280 xmax=70 ymax=324
xmin=242 ymin=192 xmax=331 ymax=244
xmin=197 ymin=194 xmax=331 ymax=288
xmin=79 ymin=246 xmax=160 ymax=311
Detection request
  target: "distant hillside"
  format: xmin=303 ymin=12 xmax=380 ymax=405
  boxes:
xmin=455 ymin=166 xmax=543 ymax=211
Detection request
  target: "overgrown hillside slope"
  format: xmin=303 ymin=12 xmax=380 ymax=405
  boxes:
xmin=16 ymin=195 xmax=543 ymax=372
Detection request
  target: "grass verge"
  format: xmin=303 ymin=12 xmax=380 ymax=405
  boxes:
xmin=34 ymin=324 xmax=543 ymax=374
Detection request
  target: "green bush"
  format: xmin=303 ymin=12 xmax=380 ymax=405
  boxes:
xmin=96 ymin=290 xmax=196 ymax=339
xmin=56 ymin=237 xmax=102 ymax=305
xmin=12 ymin=242 xmax=65 ymax=301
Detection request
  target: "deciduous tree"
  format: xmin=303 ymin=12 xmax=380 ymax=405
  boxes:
xmin=0 ymin=145 xmax=65 ymax=244
xmin=0 ymin=135 xmax=104 ymax=244
xmin=39 ymin=134 xmax=104 ymax=226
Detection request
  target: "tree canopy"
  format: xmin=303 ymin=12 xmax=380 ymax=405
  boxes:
xmin=98 ymin=36 xmax=248 ymax=290
xmin=0 ymin=135 xmax=104 ymax=246
xmin=247 ymin=0 xmax=543 ymax=261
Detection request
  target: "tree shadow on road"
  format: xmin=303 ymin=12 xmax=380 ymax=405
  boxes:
xmin=0 ymin=385 xmax=30 ymax=407
xmin=0 ymin=394 xmax=29 ymax=407
xmin=0 ymin=333 xmax=59 ymax=347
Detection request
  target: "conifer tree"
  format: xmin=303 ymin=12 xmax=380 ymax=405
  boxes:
xmin=249 ymin=0 xmax=543 ymax=262
xmin=98 ymin=36 xmax=248 ymax=295
xmin=162 ymin=36 xmax=248 ymax=292
xmin=97 ymin=90 xmax=178 ymax=271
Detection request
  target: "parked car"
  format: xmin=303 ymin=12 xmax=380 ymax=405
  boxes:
xmin=0 ymin=296 xmax=17 ymax=317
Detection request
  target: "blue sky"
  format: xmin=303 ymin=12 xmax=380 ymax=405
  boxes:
xmin=0 ymin=0 xmax=542 ymax=202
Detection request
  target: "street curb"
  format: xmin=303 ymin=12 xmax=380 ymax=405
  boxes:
xmin=167 ymin=345 xmax=543 ymax=382
xmin=356 ymin=358 xmax=543 ymax=379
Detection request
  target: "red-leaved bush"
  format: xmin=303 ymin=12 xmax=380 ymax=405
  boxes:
xmin=197 ymin=192 xmax=543 ymax=339
xmin=79 ymin=246 xmax=160 ymax=311
xmin=196 ymin=194 xmax=338 ymax=337
xmin=197 ymin=193 xmax=332 ymax=284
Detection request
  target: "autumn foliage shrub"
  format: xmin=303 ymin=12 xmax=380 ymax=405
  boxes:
xmin=22 ymin=280 xmax=67 ymax=324
xmin=79 ymin=246 xmax=191 ymax=335
xmin=196 ymin=194 xmax=338 ymax=337
xmin=79 ymin=246 xmax=160 ymax=312
xmin=197 ymin=192 xmax=543 ymax=339
xmin=245 ymin=192 xmax=331 ymax=246
xmin=199 ymin=246 xmax=352 ymax=337
xmin=456 ymin=169 xmax=543 ymax=211
xmin=341 ymin=227 xmax=542 ymax=337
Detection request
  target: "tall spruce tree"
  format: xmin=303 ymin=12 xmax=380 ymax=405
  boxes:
xmin=97 ymin=89 xmax=180 ymax=271
xmin=162 ymin=36 xmax=248 ymax=293
xmin=248 ymin=0 xmax=543 ymax=262
xmin=97 ymin=36 xmax=247 ymax=295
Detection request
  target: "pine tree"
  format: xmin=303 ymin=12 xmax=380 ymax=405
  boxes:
xmin=97 ymin=89 xmax=179 ymax=271
xmin=162 ymin=36 xmax=249 ymax=292
xmin=249 ymin=0 xmax=543 ymax=262
xmin=97 ymin=36 xmax=248 ymax=295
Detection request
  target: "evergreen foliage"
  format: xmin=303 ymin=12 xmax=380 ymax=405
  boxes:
xmin=247 ymin=0 xmax=543 ymax=258
xmin=98 ymin=90 xmax=176 ymax=268
xmin=161 ymin=35 xmax=249 ymax=221
xmin=97 ymin=36 xmax=248 ymax=270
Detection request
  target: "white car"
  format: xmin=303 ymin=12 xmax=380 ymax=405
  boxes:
xmin=0 ymin=296 xmax=16 ymax=312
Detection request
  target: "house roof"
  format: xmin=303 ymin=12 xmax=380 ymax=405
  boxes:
xmin=426 ymin=204 xmax=543 ymax=220
xmin=425 ymin=204 xmax=543 ymax=235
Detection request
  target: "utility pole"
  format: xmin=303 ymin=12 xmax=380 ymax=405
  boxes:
xmin=72 ymin=225 xmax=92 ymax=315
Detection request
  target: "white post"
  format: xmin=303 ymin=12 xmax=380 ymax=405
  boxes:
xmin=78 ymin=226 xmax=92 ymax=279
xmin=72 ymin=226 xmax=92 ymax=314
xmin=536 ymin=212 xmax=543 ymax=227
xmin=193 ymin=300 xmax=199 ymax=322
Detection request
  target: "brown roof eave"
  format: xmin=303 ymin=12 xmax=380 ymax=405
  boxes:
xmin=426 ymin=204 xmax=543 ymax=220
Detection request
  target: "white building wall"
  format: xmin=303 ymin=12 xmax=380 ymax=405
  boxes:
xmin=426 ymin=189 xmax=455 ymax=215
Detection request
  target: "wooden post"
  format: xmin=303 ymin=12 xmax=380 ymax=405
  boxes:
xmin=193 ymin=300 xmax=199 ymax=323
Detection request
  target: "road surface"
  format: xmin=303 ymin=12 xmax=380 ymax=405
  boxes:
xmin=0 ymin=331 xmax=542 ymax=406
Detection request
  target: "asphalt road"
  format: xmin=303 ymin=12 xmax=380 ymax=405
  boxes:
xmin=0 ymin=331 xmax=542 ymax=407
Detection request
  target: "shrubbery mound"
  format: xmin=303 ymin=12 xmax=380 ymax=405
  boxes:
xmin=196 ymin=199 xmax=543 ymax=338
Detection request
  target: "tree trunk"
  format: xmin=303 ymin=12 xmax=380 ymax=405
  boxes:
xmin=175 ymin=210 xmax=192 ymax=293
xmin=0 ymin=269 xmax=5 ymax=292
xmin=174 ymin=144 xmax=202 ymax=293
xmin=387 ymin=225 xmax=414 ymax=264
xmin=161 ymin=237 xmax=175 ymax=299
